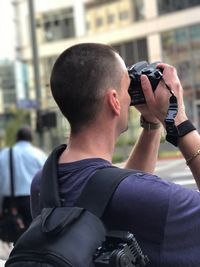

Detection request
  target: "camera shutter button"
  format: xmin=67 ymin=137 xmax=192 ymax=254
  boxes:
xmin=142 ymin=68 xmax=153 ymax=75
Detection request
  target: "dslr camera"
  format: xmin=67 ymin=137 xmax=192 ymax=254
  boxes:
xmin=94 ymin=231 xmax=149 ymax=267
xmin=128 ymin=61 xmax=163 ymax=105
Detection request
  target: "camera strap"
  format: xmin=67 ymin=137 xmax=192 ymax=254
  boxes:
xmin=163 ymin=81 xmax=179 ymax=146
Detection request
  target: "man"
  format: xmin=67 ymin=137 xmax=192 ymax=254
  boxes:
xmin=0 ymin=125 xmax=47 ymax=229
xmin=31 ymin=43 xmax=200 ymax=266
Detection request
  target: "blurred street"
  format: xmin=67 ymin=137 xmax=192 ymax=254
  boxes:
xmin=155 ymin=157 xmax=198 ymax=190
xmin=117 ymin=142 xmax=198 ymax=190
xmin=117 ymin=156 xmax=198 ymax=190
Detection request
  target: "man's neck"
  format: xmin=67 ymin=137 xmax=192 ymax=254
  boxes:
xmin=59 ymin=127 xmax=116 ymax=164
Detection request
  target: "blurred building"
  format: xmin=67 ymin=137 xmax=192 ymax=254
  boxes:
xmin=0 ymin=60 xmax=17 ymax=146
xmin=13 ymin=0 xmax=200 ymax=138
xmin=0 ymin=61 xmax=16 ymax=112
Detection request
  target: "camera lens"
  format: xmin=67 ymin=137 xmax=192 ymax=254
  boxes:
xmin=119 ymin=254 xmax=132 ymax=266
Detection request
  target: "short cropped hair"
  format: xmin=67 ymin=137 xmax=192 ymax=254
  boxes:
xmin=16 ymin=125 xmax=32 ymax=142
xmin=50 ymin=43 xmax=124 ymax=134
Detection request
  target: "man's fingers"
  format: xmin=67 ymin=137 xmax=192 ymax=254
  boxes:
xmin=141 ymin=75 xmax=155 ymax=106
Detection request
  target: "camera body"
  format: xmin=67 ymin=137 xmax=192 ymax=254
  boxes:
xmin=128 ymin=61 xmax=163 ymax=105
xmin=94 ymin=231 xmax=149 ymax=267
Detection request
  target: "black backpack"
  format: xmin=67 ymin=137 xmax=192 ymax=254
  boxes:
xmin=5 ymin=144 xmax=149 ymax=267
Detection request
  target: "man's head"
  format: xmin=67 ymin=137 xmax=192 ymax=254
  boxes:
xmin=50 ymin=43 xmax=130 ymax=134
xmin=16 ymin=125 xmax=32 ymax=142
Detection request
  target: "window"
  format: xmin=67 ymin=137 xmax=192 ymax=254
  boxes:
xmin=193 ymin=60 xmax=200 ymax=84
xmin=133 ymin=0 xmax=145 ymax=21
xmin=137 ymin=39 xmax=148 ymax=61
xmin=61 ymin=17 xmax=74 ymax=38
xmin=175 ymin=28 xmax=190 ymax=61
xmin=107 ymin=14 xmax=115 ymax=24
xmin=96 ymin=17 xmax=103 ymax=27
xmin=190 ymin=24 xmax=200 ymax=58
xmin=161 ymin=23 xmax=200 ymax=120
xmin=4 ymin=91 xmax=16 ymax=104
xmin=112 ymin=38 xmax=148 ymax=67
xmin=86 ymin=21 xmax=90 ymax=31
xmin=44 ymin=21 xmax=53 ymax=41
xmin=43 ymin=8 xmax=75 ymax=42
xmin=42 ymin=56 xmax=57 ymax=86
xmin=162 ymin=31 xmax=179 ymax=63
xmin=0 ymin=65 xmax=15 ymax=90
xmin=124 ymin=42 xmax=135 ymax=66
xmin=119 ymin=10 xmax=129 ymax=21
xmin=157 ymin=0 xmax=200 ymax=15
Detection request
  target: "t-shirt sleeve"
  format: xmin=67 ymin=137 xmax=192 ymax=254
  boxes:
xmin=104 ymin=173 xmax=171 ymax=243
xmin=104 ymin=172 xmax=200 ymax=266
xmin=161 ymin=183 xmax=200 ymax=266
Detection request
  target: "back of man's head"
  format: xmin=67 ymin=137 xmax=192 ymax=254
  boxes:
xmin=50 ymin=43 xmax=124 ymax=134
xmin=16 ymin=125 xmax=32 ymax=142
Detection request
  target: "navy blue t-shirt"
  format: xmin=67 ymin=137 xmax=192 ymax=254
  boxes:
xmin=31 ymin=158 xmax=200 ymax=267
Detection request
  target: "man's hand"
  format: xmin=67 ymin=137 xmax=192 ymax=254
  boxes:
xmin=135 ymin=104 xmax=160 ymax=124
xmin=141 ymin=63 xmax=188 ymax=127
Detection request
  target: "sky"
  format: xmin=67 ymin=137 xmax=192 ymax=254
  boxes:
xmin=0 ymin=0 xmax=15 ymax=60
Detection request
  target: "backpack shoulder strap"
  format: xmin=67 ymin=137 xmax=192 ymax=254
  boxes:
xmin=9 ymin=147 xmax=15 ymax=198
xmin=40 ymin=144 xmax=67 ymax=208
xmin=76 ymin=167 xmax=139 ymax=218
xmin=40 ymin=144 xmax=140 ymax=218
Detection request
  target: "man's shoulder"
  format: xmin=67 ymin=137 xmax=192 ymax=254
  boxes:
xmin=117 ymin=170 xmax=199 ymax=200
xmin=24 ymin=144 xmax=47 ymax=160
xmin=115 ymin=170 xmax=171 ymax=201
xmin=32 ymin=145 xmax=46 ymax=156
xmin=113 ymin=169 xmax=200 ymax=219
xmin=119 ymin=170 xmax=171 ymax=188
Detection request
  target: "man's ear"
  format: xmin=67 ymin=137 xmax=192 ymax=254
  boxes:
xmin=106 ymin=89 xmax=120 ymax=116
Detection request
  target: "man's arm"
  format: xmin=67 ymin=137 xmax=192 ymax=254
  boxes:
xmin=125 ymin=127 xmax=162 ymax=173
xmin=125 ymin=89 xmax=162 ymax=173
xmin=141 ymin=63 xmax=200 ymax=190
xmin=177 ymin=130 xmax=200 ymax=189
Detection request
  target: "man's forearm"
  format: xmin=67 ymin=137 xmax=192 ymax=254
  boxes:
xmin=178 ymin=130 xmax=200 ymax=190
xmin=125 ymin=128 xmax=162 ymax=173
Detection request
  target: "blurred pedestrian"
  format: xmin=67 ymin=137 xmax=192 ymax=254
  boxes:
xmin=0 ymin=125 xmax=47 ymax=231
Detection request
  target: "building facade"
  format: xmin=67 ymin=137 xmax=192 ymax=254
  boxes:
xmin=14 ymin=0 xmax=200 ymax=142
xmin=0 ymin=61 xmax=16 ymax=112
